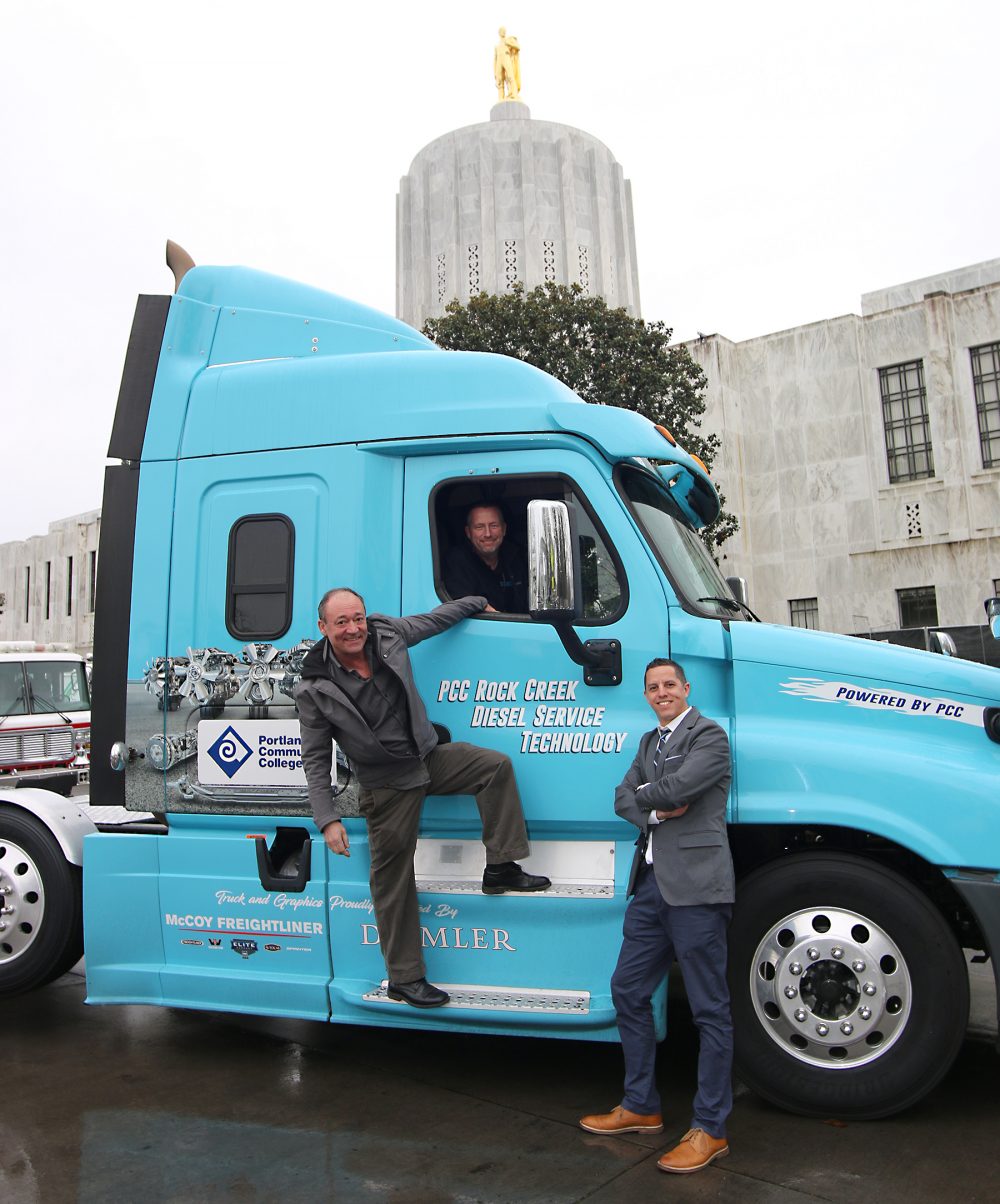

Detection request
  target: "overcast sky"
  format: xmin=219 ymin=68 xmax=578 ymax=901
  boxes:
xmin=2 ymin=1 xmax=997 ymax=544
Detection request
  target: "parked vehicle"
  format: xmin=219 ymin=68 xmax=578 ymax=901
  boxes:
xmin=2 ymin=247 xmax=998 ymax=1121
xmin=0 ymin=649 xmax=91 ymax=795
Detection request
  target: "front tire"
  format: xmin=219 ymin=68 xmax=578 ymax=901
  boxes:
xmin=729 ymin=853 xmax=968 ymax=1119
xmin=0 ymin=809 xmax=84 ymax=995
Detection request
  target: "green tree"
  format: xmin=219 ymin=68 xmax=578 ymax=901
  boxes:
xmin=423 ymin=283 xmax=738 ymax=548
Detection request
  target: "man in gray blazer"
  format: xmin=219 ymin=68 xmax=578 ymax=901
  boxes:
xmin=580 ymin=657 xmax=734 ymax=1175
xmin=296 ymin=587 xmax=549 ymax=1011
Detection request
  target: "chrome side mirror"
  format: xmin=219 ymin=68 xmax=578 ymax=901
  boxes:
xmin=929 ymin=630 xmax=957 ymax=657
xmin=986 ymin=598 xmax=1000 ymax=642
xmin=527 ymin=499 xmax=575 ymax=618
xmin=726 ymin=575 xmax=749 ymax=609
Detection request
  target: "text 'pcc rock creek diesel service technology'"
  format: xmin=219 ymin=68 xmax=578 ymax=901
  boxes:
xmin=3 ymin=244 xmax=1000 ymax=1120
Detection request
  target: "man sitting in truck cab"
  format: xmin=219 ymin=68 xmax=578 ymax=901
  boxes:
xmin=442 ymin=503 xmax=528 ymax=613
xmin=296 ymin=587 xmax=550 ymax=1009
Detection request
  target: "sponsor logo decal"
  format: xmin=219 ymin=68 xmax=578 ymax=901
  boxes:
xmin=209 ymin=938 xmax=222 ymax=947
xmin=207 ymin=725 xmax=254 ymax=778
xmin=780 ymin=677 xmax=983 ymax=726
xmin=181 ymin=938 xmax=203 ymax=947
xmin=231 ymin=938 xmax=258 ymax=959
xmin=264 ymin=943 xmax=281 ymax=952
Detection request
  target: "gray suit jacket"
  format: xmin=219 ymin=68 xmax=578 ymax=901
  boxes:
xmin=614 ymin=706 xmax=734 ymax=906
xmin=296 ymin=596 xmax=487 ymax=827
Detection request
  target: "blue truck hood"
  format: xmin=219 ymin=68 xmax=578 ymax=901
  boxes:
xmin=730 ymin=621 xmax=1000 ymax=706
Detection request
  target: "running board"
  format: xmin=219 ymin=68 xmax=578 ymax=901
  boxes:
xmin=413 ymin=839 xmax=615 ymax=899
xmin=362 ymin=981 xmax=591 ymax=1014
xmin=414 ymin=876 xmax=612 ymax=898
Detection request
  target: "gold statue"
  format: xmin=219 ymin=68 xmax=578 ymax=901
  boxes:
xmin=494 ymin=26 xmax=521 ymax=102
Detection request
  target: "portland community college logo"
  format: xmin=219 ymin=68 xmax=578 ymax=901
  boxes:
xmin=207 ymin=725 xmax=253 ymax=778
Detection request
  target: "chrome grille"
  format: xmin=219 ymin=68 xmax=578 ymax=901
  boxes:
xmin=0 ymin=727 xmax=74 ymax=766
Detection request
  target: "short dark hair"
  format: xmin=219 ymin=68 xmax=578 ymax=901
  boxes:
xmin=318 ymin=587 xmax=366 ymax=622
xmin=465 ymin=502 xmax=506 ymax=525
xmin=644 ymin=657 xmax=687 ymax=687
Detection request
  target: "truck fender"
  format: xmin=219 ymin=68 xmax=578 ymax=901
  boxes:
xmin=0 ymin=789 xmax=97 ymax=866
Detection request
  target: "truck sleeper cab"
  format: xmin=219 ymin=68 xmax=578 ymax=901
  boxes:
xmin=3 ymin=248 xmax=997 ymax=1123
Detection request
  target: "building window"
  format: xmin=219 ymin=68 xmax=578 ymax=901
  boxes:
xmin=88 ymin=550 xmax=97 ymax=612
xmin=66 ymin=555 xmax=74 ymax=617
xmin=23 ymin=566 xmax=30 ymax=623
xmin=467 ymin=244 xmax=480 ymax=296
xmin=44 ymin=561 xmax=51 ymax=621
xmin=503 ymin=239 xmax=518 ymax=291
xmin=992 ymin=578 xmax=1000 ymax=597
xmin=971 ymin=342 xmax=1000 ymax=469
xmin=789 ymin=597 xmax=819 ymax=629
xmin=226 ymin=514 xmax=295 ymax=640
xmin=436 ymin=252 xmax=447 ymax=305
xmin=542 ymin=239 xmax=555 ymax=283
xmin=879 ymin=360 xmax=934 ymax=483
xmin=897 ymin=585 xmax=938 ymax=628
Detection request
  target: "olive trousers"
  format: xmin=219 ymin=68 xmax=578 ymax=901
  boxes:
xmin=359 ymin=742 xmax=531 ymax=983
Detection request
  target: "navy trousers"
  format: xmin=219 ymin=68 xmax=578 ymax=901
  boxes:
xmin=610 ymin=862 xmax=733 ymax=1137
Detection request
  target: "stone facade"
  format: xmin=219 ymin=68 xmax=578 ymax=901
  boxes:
xmin=687 ymin=261 xmax=1000 ymax=633
xmin=397 ymin=102 xmax=641 ymax=329
xmin=0 ymin=511 xmax=101 ymax=655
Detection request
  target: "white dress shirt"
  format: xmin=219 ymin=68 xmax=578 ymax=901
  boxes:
xmin=641 ymin=706 xmax=691 ymax=865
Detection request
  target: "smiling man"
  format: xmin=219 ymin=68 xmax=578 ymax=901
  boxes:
xmin=580 ymin=658 xmax=735 ymax=1175
xmin=442 ymin=503 xmax=528 ymax=613
xmin=296 ymin=587 xmax=549 ymax=1009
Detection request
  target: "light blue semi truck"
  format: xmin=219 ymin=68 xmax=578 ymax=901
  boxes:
xmin=2 ymin=248 xmax=999 ymax=1120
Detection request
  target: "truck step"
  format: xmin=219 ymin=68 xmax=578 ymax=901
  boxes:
xmin=414 ymin=876 xmax=613 ymax=898
xmin=362 ymin=981 xmax=591 ymax=1014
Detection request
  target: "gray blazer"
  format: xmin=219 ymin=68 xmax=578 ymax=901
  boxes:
xmin=614 ymin=706 xmax=734 ymax=906
xmin=295 ymin=596 xmax=487 ymax=828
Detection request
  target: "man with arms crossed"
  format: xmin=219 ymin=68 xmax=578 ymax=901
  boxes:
xmin=580 ymin=658 xmax=734 ymax=1174
xmin=297 ymin=588 xmax=549 ymax=1009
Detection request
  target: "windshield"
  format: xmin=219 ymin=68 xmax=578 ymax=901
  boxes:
xmin=617 ymin=463 xmax=742 ymax=620
xmin=25 ymin=660 xmax=90 ymax=714
xmin=0 ymin=663 xmax=28 ymax=717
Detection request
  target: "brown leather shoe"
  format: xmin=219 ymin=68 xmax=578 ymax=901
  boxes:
xmin=579 ymin=1105 xmax=664 ymax=1135
xmin=657 ymin=1128 xmax=729 ymax=1173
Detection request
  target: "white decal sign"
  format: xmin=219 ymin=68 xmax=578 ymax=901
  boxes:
xmin=197 ymin=719 xmax=328 ymax=785
xmin=436 ymin=677 xmax=629 ymax=756
xmin=780 ymin=677 xmax=983 ymax=727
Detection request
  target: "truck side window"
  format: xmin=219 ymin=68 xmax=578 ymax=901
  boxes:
xmin=434 ymin=478 xmax=624 ymax=623
xmin=576 ymin=504 xmax=622 ymax=620
xmin=225 ymin=514 xmax=295 ymax=640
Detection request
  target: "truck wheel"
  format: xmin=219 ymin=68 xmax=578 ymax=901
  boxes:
xmin=728 ymin=853 xmax=968 ymax=1119
xmin=0 ymin=810 xmax=84 ymax=996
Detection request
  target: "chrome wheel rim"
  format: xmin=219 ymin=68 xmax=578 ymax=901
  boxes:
xmin=750 ymin=905 xmax=912 ymax=1068
xmin=0 ymin=839 xmax=46 ymax=964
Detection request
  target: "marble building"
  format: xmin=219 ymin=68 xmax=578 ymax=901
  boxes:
xmin=686 ymin=260 xmax=1000 ymax=634
xmin=396 ymin=101 xmax=641 ymax=329
xmin=0 ymin=510 xmax=100 ymax=655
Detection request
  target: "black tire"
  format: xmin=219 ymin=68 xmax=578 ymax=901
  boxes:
xmin=0 ymin=808 xmax=84 ymax=996
xmin=728 ymin=853 xmax=968 ymax=1119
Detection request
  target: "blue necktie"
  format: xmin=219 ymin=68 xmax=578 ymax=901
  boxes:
xmin=652 ymin=726 xmax=670 ymax=773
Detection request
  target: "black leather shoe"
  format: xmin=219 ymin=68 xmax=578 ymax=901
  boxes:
xmin=386 ymin=978 xmax=450 ymax=1008
xmin=482 ymin=862 xmax=552 ymax=894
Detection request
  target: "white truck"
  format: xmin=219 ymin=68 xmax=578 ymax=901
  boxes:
xmin=0 ymin=647 xmax=91 ymax=796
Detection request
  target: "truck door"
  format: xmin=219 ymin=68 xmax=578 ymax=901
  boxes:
xmin=338 ymin=445 xmax=671 ymax=1030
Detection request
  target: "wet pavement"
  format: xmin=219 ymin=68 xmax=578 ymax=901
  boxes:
xmin=3 ymin=961 xmax=998 ymax=1203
